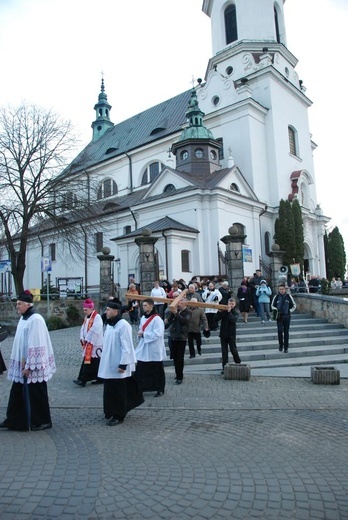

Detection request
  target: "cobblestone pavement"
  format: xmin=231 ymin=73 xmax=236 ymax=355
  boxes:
xmin=1 ymin=327 xmax=348 ymax=519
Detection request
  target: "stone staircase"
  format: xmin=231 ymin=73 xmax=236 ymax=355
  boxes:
xmin=163 ymin=312 xmax=348 ymax=375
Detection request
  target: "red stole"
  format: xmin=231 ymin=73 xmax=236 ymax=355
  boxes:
xmin=83 ymin=310 xmax=97 ymax=364
xmin=142 ymin=313 xmax=158 ymax=332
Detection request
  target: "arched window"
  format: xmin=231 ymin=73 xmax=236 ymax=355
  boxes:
xmin=97 ymin=179 xmax=118 ymax=200
xmin=288 ymin=126 xmax=299 ymax=157
xmin=265 ymin=232 xmax=271 ymax=255
xmin=274 ymin=7 xmax=280 ymax=43
xmin=141 ymin=161 xmax=165 ymax=185
xmin=181 ymin=250 xmax=190 ymax=273
xmin=163 ymin=184 xmax=175 ymax=194
xmin=225 ymin=4 xmax=238 ymax=45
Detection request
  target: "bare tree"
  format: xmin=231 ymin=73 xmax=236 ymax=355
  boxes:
xmin=0 ymin=103 xmax=81 ymax=294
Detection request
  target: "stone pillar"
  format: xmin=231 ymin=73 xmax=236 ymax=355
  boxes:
xmin=135 ymin=229 xmax=158 ymax=294
xmin=97 ymin=247 xmax=115 ymax=303
xmin=220 ymin=226 xmax=246 ymax=298
xmin=267 ymin=243 xmax=285 ymax=291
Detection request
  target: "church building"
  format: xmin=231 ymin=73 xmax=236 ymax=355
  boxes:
xmin=7 ymin=0 xmax=329 ymax=297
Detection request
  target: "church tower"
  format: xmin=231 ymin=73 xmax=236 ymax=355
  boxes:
xmin=171 ymin=89 xmax=221 ymax=176
xmin=91 ymin=78 xmax=114 ymax=142
xmin=200 ymin=0 xmax=328 ymax=276
xmin=199 ymin=0 xmax=315 ymax=208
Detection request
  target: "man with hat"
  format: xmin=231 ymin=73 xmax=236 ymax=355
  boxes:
xmin=73 ymin=298 xmax=104 ymax=387
xmin=0 ymin=290 xmax=56 ymax=431
xmin=98 ymin=298 xmax=144 ymax=425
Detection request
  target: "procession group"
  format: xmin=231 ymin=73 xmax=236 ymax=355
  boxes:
xmin=0 ymin=273 xmax=295 ymax=431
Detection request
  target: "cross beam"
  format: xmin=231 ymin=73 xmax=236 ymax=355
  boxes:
xmin=125 ymin=292 xmax=228 ymax=311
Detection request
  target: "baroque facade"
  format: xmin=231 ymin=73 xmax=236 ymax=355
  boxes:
xmin=1 ymin=0 xmax=329 ymax=297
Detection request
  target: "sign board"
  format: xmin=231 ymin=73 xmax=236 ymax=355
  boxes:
xmin=0 ymin=260 xmax=11 ymax=274
xmin=290 ymin=263 xmax=301 ymax=276
xmin=41 ymin=257 xmax=52 ymax=272
xmin=242 ymin=246 xmax=253 ymax=263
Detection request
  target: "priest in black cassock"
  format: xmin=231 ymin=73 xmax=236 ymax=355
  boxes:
xmin=0 ymin=290 xmax=56 ymax=431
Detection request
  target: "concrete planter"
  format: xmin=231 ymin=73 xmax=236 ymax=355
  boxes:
xmin=311 ymin=366 xmax=340 ymax=385
xmin=224 ymin=363 xmax=251 ymax=381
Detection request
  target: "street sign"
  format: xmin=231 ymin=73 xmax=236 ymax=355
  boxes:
xmin=41 ymin=257 xmax=52 ymax=272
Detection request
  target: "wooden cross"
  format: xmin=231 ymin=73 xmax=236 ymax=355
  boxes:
xmin=125 ymin=290 xmax=228 ymax=311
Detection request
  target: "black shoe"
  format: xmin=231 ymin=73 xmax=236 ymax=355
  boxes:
xmin=154 ymin=391 xmax=164 ymax=397
xmin=198 ymin=351 xmax=202 ymax=356
xmin=91 ymin=379 xmax=103 ymax=385
xmin=279 ymin=346 xmax=283 ymax=352
xmin=73 ymin=380 xmax=86 ymax=387
xmin=176 ymin=380 xmax=182 ymax=385
xmin=221 ymin=370 xmax=225 ymax=375
xmin=189 ymin=355 xmax=195 ymax=359
xmin=31 ymin=423 xmax=52 ymax=431
xmin=108 ymin=417 xmax=124 ymax=426
xmin=284 ymin=349 xmax=288 ymax=353
xmin=0 ymin=421 xmax=8 ymax=428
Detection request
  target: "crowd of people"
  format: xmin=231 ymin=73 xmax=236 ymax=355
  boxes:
xmin=0 ymin=273 xmax=298 ymax=431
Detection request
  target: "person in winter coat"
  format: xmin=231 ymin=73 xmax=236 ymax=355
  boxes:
xmin=187 ymin=298 xmax=209 ymax=358
xmin=237 ymin=281 xmax=253 ymax=323
xmin=216 ymin=298 xmax=241 ymax=374
xmin=256 ymin=280 xmax=272 ymax=323
xmin=271 ymin=284 xmax=296 ymax=353
xmin=165 ymin=298 xmax=192 ymax=384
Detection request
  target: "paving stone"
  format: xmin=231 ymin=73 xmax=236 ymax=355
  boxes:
xmin=1 ymin=327 xmax=348 ymax=519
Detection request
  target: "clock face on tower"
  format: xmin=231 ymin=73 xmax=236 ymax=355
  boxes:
xmin=180 ymin=150 xmax=189 ymax=160
xmin=195 ymin=148 xmax=204 ymax=158
xmin=210 ymin=150 xmax=217 ymax=160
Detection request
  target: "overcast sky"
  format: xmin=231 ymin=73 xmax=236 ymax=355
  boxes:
xmin=1 ymin=0 xmax=347 ymax=256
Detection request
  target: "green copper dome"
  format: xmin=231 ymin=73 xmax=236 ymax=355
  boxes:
xmin=179 ymin=89 xmax=215 ymax=141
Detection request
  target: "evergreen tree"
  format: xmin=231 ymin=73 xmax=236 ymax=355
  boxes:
xmin=324 ymin=232 xmax=329 ymax=278
xmin=292 ymin=199 xmax=304 ymax=270
xmin=274 ymin=200 xmax=296 ymax=267
xmin=327 ymin=226 xmax=346 ymax=280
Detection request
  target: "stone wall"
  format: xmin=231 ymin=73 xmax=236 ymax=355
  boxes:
xmin=0 ymin=299 xmax=89 ymax=332
xmin=294 ymin=293 xmax=348 ymax=329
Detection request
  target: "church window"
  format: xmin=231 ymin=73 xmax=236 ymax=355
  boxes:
xmin=181 ymin=250 xmax=191 ymax=273
xmin=230 ymin=182 xmax=240 ymax=192
xmin=265 ymin=232 xmax=271 ymax=255
xmin=95 ymin=232 xmax=103 ymax=253
xmin=123 ymin=225 xmax=131 ymax=234
xmin=288 ymin=126 xmax=298 ymax=157
xmin=97 ymin=178 xmax=118 ymax=200
xmin=141 ymin=161 xmax=165 ymax=185
xmin=226 ymin=66 xmax=234 ymax=76
xmin=49 ymin=243 xmax=56 ymax=262
xmin=225 ymin=4 xmax=238 ymax=45
xmin=163 ymin=184 xmax=175 ymax=194
xmin=212 ymin=96 xmax=220 ymax=106
xmin=62 ymin=191 xmax=78 ymax=210
xmin=195 ymin=148 xmax=204 ymax=159
xmin=180 ymin=150 xmax=189 ymax=161
xmin=216 ymin=137 xmax=224 ymax=160
xmin=274 ymin=7 xmax=280 ymax=43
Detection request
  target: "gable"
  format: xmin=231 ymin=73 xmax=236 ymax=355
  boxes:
xmin=214 ymin=165 xmax=259 ymax=201
xmin=141 ymin=166 xmax=196 ymax=200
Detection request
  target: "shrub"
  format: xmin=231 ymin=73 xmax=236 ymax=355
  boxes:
xmin=46 ymin=316 xmax=67 ymax=331
xmin=66 ymin=304 xmax=81 ymax=326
